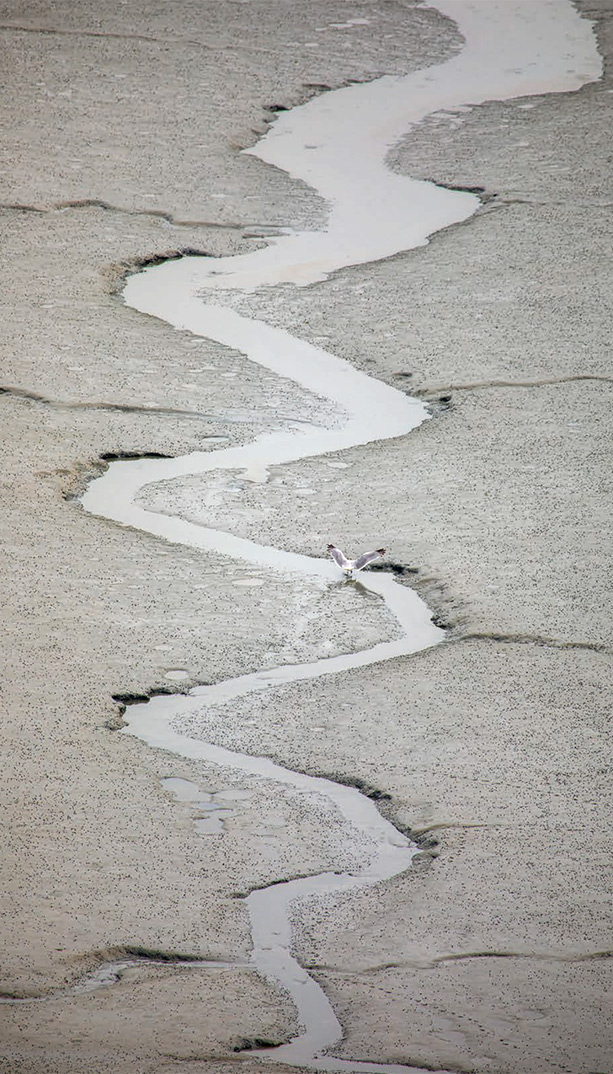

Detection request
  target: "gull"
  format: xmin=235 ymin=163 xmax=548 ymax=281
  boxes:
xmin=327 ymin=544 xmax=386 ymax=575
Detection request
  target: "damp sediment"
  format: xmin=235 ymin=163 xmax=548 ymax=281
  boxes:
xmin=79 ymin=2 xmax=601 ymax=1070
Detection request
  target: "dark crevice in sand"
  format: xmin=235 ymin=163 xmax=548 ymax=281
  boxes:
xmin=111 ymin=691 xmax=154 ymax=706
xmin=434 ymin=949 xmax=613 ymax=965
xmin=0 ymin=22 xmax=218 ymax=49
xmin=0 ymin=947 xmax=242 ymax=1003
xmin=118 ymin=944 xmax=229 ymax=964
xmin=163 ymin=1059 xmax=467 ymax=1074
xmin=409 ymin=822 xmax=499 ymax=838
xmin=0 ymin=198 xmax=245 ymax=230
xmin=0 ymin=384 xmax=310 ymax=430
xmin=232 ymin=872 xmax=344 ymax=899
xmin=414 ymin=374 xmax=613 ymax=396
xmin=321 ymin=773 xmax=392 ymax=802
xmin=409 ymin=1062 xmax=475 ymax=1074
xmin=0 ymin=384 xmax=219 ymax=421
xmin=423 ymin=179 xmax=495 ymax=204
xmin=99 ymin=450 xmax=173 ymax=461
xmin=380 ymin=1065 xmax=470 ymax=1074
xmin=424 ymin=184 xmax=613 ymax=214
xmin=458 ymin=631 xmax=612 ymax=656
xmin=107 ymin=685 xmax=189 ymax=729
xmin=111 ymin=686 xmax=193 ymax=719
xmin=0 ymin=21 xmax=317 ymax=59
xmin=313 ymin=950 xmax=613 ymax=976
xmin=127 ymin=249 xmax=212 ymax=269
xmin=234 ymin=1037 xmax=285 ymax=1052
xmin=498 ymin=195 xmax=613 ymax=209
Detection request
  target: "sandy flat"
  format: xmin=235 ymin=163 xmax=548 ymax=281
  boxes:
xmin=1 ymin=1 xmax=611 ymax=1072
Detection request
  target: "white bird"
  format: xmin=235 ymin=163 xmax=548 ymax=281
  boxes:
xmin=327 ymin=544 xmax=386 ymax=575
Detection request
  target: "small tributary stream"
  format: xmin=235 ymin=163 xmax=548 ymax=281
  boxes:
xmin=80 ymin=4 xmax=600 ymax=1070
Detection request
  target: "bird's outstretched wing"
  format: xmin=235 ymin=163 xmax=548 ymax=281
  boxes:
xmin=327 ymin=544 xmax=352 ymax=569
xmin=353 ymin=548 xmax=386 ymax=571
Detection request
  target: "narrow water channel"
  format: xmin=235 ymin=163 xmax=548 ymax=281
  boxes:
xmin=80 ymin=3 xmax=600 ymax=1070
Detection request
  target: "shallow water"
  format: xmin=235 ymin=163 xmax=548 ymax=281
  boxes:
xmin=80 ymin=2 xmax=600 ymax=1069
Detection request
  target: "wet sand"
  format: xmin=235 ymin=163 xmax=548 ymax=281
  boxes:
xmin=1 ymin=2 xmax=612 ymax=1072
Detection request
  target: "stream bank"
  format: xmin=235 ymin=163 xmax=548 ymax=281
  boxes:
xmin=1 ymin=2 xmax=611 ymax=1072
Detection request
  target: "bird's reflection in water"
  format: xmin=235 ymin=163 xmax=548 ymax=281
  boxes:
xmin=331 ymin=576 xmax=381 ymax=600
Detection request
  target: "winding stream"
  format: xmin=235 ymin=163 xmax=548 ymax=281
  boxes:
xmin=80 ymin=3 xmax=600 ymax=1071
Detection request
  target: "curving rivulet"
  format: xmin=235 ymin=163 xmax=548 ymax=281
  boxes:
xmin=80 ymin=4 xmax=601 ymax=1070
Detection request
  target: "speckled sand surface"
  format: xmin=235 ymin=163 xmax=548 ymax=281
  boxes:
xmin=1 ymin=2 xmax=612 ymax=1073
